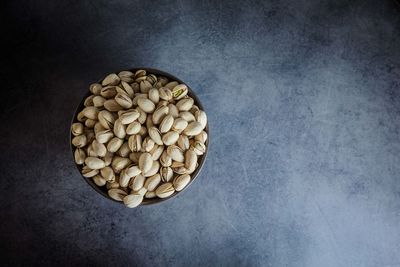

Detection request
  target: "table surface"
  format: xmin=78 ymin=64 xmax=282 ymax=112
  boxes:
xmin=2 ymin=0 xmax=400 ymax=266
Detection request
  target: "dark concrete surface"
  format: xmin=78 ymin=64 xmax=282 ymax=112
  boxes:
xmin=1 ymin=0 xmax=400 ymax=266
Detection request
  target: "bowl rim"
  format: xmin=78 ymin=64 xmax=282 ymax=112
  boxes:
xmin=70 ymin=67 xmax=209 ymax=206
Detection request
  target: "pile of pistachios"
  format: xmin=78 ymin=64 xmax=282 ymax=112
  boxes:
xmin=71 ymin=70 xmax=207 ymax=208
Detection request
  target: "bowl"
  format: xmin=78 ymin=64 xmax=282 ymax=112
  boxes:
xmin=70 ymin=68 xmax=209 ymax=206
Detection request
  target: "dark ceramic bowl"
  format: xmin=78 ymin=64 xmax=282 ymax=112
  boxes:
xmin=70 ymin=68 xmax=209 ymax=206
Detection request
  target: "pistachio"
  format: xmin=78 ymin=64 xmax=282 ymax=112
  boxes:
xmin=118 ymin=71 xmax=134 ymax=83
xmin=126 ymin=121 xmax=141 ymax=135
xmin=106 ymin=180 xmax=120 ymax=189
xmin=152 ymin=105 xmax=169 ymax=124
xmin=119 ymin=109 xmax=140 ymax=124
xmin=102 ymin=73 xmax=120 ymax=86
xmin=107 ymin=137 xmax=124 ymax=153
xmin=184 ymin=121 xmax=203 ymax=136
xmin=144 ymin=174 xmax=161 ymax=191
xmin=123 ymin=193 xmax=143 ymax=208
xmin=132 ymin=93 xmax=148 ymax=106
xmin=172 ymin=84 xmax=188 ymax=100
xmin=143 ymin=160 xmax=160 ymax=177
xmin=150 ymin=144 xmax=164 ymax=161
xmin=95 ymin=129 xmax=113 ymax=144
xmin=136 ymin=76 xmax=147 ymax=83
xmin=119 ymin=169 xmax=132 ymax=188
xmin=160 ymin=166 xmax=173 ymax=182
xmin=162 ymin=131 xmax=179 ymax=146
xmin=72 ymin=135 xmax=87 ymax=148
xmin=138 ymin=152 xmax=153 ymax=173
xmin=136 ymin=107 xmax=147 ymax=124
xmin=168 ymin=104 xmax=179 ymax=118
xmin=155 ymin=182 xmax=175 ymax=198
xmin=190 ymin=105 xmax=200 ymax=114
xmin=195 ymin=110 xmax=207 ymax=128
xmin=86 ymin=130 xmax=95 ymax=144
xmin=125 ymin=165 xmax=141 ymax=177
xmin=137 ymin=98 xmax=155 ymax=113
xmin=98 ymin=110 xmax=115 ymax=129
xmin=142 ymin=137 xmax=155 ymax=152
xmin=93 ymin=175 xmax=107 ymax=186
xmin=101 ymin=166 xmax=115 ymax=182
xmin=148 ymin=127 xmax=163 ymax=145
xmin=85 ymin=119 xmax=96 ymax=128
xmin=90 ymin=83 xmax=102 ymax=95
xmin=173 ymin=174 xmax=191 ymax=191
xmin=94 ymin=122 xmax=105 ymax=134
xmin=81 ymin=106 xmax=98 ymax=120
xmin=131 ymin=174 xmax=145 ymax=191
xmin=134 ymin=69 xmax=146 ymax=78
xmin=108 ymin=188 xmax=127 ymax=201
xmin=179 ymin=111 xmax=196 ymax=122
xmin=111 ymin=157 xmax=131 ymax=174
xmin=129 ymin=152 xmax=141 ymax=163
xmin=146 ymin=115 xmax=154 ymax=129
xmin=87 ymin=144 xmax=98 ymax=157
xmin=77 ymin=111 xmax=86 ymax=122
xmin=172 ymin=118 xmax=188 ymax=133
xmin=84 ymin=95 xmax=95 ymax=106
xmin=146 ymin=74 xmax=157 ymax=84
xmin=177 ymin=135 xmax=190 ymax=151
xmin=172 ymin=166 xmax=188 ymax=175
xmin=159 ymin=87 xmax=173 ymax=101
xmin=104 ymin=99 xmax=123 ymax=112
xmin=165 ymin=81 xmax=179 ymax=89
xmin=128 ymin=134 xmax=142 ymax=152
xmin=191 ymin=141 xmax=206 ymax=155
xmin=71 ymin=123 xmax=84 ymax=136
xmin=159 ymin=115 xmax=174 ymax=133
xmin=115 ymin=93 xmax=133 ymax=108
xmin=185 ymin=150 xmax=197 ymax=173
xmin=135 ymin=187 xmax=148 ymax=196
xmin=92 ymin=139 xmax=107 ymax=157
xmin=145 ymin=191 xmax=156 ymax=198
xmin=82 ymin=166 xmax=99 ymax=177
xmin=140 ymin=80 xmax=152 ymax=93
xmin=156 ymin=76 xmax=169 ymax=87
xmin=160 ymin=151 xmax=172 ymax=167
xmin=100 ymin=86 xmax=117 ymax=98
xmin=176 ymin=97 xmax=194 ymax=111
xmin=74 ymin=148 xmax=86 ymax=165
xmin=113 ymin=119 xmax=126 ymax=139
xmin=103 ymin=151 xmax=114 ymax=166
xmin=167 ymin=145 xmax=184 ymax=162
xmin=117 ymin=142 xmax=130 ymax=157
xmin=195 ymin=131 xmax=208 ymax=143
xmin=119 ymin=81 xmax=134 ymax=97
xmin=149 ymin=88 xmax=160 ymax=103
xmin=93 ymin=96 xmax=106 ymax=107
xmin=85 ymin=157 xmax=106 ymax=170
xmin=171 ymin=161 xmax=185 ymax=168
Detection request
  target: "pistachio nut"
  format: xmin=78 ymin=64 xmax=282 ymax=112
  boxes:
xmin=191 ymin=141 xmax=206 ymax=155
xmin=102 ymin=73 xmax=120 ymax=86
xmin=108 ymin=188 xmax=127 ymax=201
xmin=134 ymin=69 xmax=146 ymax=78
xmin=195 ymin=110 xmax=207 ymax=128
xmin=118 ymin=70 xmax=134 ymax=83
xmin=148 ymin=88 xmax=160 ymax=104
xmin=100 ymin=86 xmax=117 ymax=98
xmin=160 ymin=166 xmax=173 ymax=182
xmin=190 ymin=105 xmax=200 ymax=114
xmin=144 ymin=174 xmax=161 ymax=191
xmin=93 ymin=95 xmax=106 ymax=107
xmin=84 ymin=95 xmax=95 ymax=107
xmin=103 ymin=151 xmax=114 ymax=166
xmin=119 ymin=109 xmax=140 ymax=124
xmin=138 ymin=152 xmax=153 ymax=173
xmin=173 ymin=174 xmax=191 ymax=191
xmin=119 ymin=169 xmax=132 ymax=188
xmin=82 ymin=166 xmax=99 ymax=177
xmin=87 ymin=144 xmax=98 ymax=157
xmin=104 ymin=99 xmax=123 ymax=112
xmin=106 ymin=180 xmax=120 ymax=189
xmin=115 ymin=92 xmax=133 ymax=109
xmin=107 ymin=137 xmax=124 ymax=153
xmin=119 ymin=81 xmax=134 ymax=97
xmin=184 ymin=121 xmax=203 ymax=136
xmin=92 ymin=139 xmax=107 ymax=157
xmin=145 ymin=191 xmax=156 ymax=198
xmin=125 ymin=122 xmax=141 ymax=136
xmin=123 ymin=193 xmax=143 ymax=208
xmin=142 ymin=137 xmax=155 ymax=152
xmin=185 ymin=150 xmax=197 ymax=173
xmin=86 ymin=130 xmax=95 ymax=144
xmin=165 ymin=81 xmax=179 ymax=89
xmin=146 ymin=74 xmax=157 ymax=84
xmin=143 ymin=160 xmax=160 ymax=177
xmin=130 ymin=174 xmax=145 ymax=191
xmin=94 ymin=122 xmax=105 ymax=135
xmin=74 ymin=148 xmax=86 ymax=165
xmin=132 ymin=93 xmax=147 ymax=106
xmin=71 ymin=123 xmax=84 ymax=136
xmin=125 ymin=165 xmax=141 ymax=177
xmin=168 ymin=104 xmax=179 ymax=118
xmin=72 ymin=135 xmax=87 ymax=148
xmin=177 ymin=135 xmax=190 ymax=151
xmin=172 ymin=118 xmax=188 ymax=133
xmin=152 ymin=105 xmax=169 ymax=124
xmin=162 ymin=131 xmax=179 ymax=146
xmin=172 ymin=166 xmax=188 ymax=175
xmin=179 ymin=111 xmax=196 ymax=122
xmin=93 ymin=175 xmax=107 ymax=186
xmin=117 ymin=142 xmax=130 ymax=157
xmin=113 ymin=119 xmax=126 ymax=139
xmin=136 ymin=107 xmax=147 ymax=124
xmin=172 ymin=84 xmax=188 ymax=100
xmin=159 ymin=115 xmax=174 ymax=133
xmin=89 ymin=83 xmax=102 ymax=95
xmin=137 ymin=98 xmax=155 ymax=113
xmin=85 ymin=119 xmax=96 ymax=128
xmin=150 ymin=144 xmax=164 ymax=161
xmin=85 ymin=157 xmax=106 ymax=170
xmin=111 ymin=157 xmax=131 ymax=174
xmin=176 ymin=97 xmax=194 ymax=111
xmin=155 ymin=182 xmax=175 ymax=198
xmin=195 ymin=131 xmax=208 ymax=143
xmin=139 ymin=80 xmax=152 ymax=93
xmin=160 ymin=151 xmax=172 ymax=167
xmin=159 ymin=87 xmax=173 ymax=101
xmin=128 ymin=134 xmax=142 ymax=152
xmin=146 ymin=115 xmax=154 ymax=129
xmin=98 ymin=110 xmax=115 ymax=129
xmin=100 ymin=166 xmax=115 ymax=182
xmin=95 ymin=129 xmax=114 ymax=144
xmin=148 ymin=126 xmax=163 ymax=145
xmin=167 ymin=145 xmax=184 ymax=162
xmin=81 ymin=106 xmax=98 ymax=120
xmin=134 ymin=187 xmax=148 ymax=196
xmin=129 ymin=151 xmax=141 ymax=163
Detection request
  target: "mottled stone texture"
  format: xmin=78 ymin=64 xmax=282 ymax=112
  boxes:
xmin=1 ymin=0 xmax=400 ymax=266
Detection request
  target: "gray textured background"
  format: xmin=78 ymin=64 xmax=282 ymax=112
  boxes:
xmin=1 ymin=0 xmax=400 ymax=266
